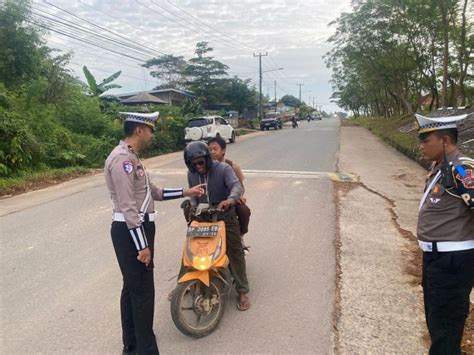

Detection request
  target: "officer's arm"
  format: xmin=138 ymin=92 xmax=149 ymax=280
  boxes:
xmin=224 ymin=164 xmax=242 ymax=204
xmin=453 ymin=160 xmax=474 ymax=209
xmin=109 ymin=155 xmax=148 ymax=251
xmin=149 ymin=182 xmax=184 ymax=201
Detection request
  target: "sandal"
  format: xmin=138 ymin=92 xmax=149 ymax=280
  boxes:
xmin=237 ymin=294 xmax=251 ymax=311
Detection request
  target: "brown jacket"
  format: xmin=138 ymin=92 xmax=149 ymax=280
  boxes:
xmin=417 ymin=149 xmax=474 ymax=242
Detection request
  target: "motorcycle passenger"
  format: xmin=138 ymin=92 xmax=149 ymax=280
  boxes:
xmin=208 ymin=136 xmax=251 ymax=252
xmin=183 ymin=141 xmax=251 ymax=311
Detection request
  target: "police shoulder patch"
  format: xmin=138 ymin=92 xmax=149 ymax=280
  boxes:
xmin=458 ymin=169 xmax=474 ymax=189
xmin=123 ymin=161 xmax=133 ymax=174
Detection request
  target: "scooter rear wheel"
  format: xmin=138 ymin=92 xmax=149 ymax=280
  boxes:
xmin=170 ymin=278 xmax=225 ymax=338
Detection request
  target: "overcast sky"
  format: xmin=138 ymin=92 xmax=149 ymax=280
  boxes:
xmin=33 ymin=0 xmax=352 ymax=112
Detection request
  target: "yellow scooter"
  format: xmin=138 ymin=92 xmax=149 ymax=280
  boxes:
xmin=170 ymin=203 xmax=232 ymax=338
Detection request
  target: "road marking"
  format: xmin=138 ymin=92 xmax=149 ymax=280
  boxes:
xmin=149 ymin=168 xmax=359 ymax=182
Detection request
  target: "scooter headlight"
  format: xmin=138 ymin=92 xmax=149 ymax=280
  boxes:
xmin=193 ymin=256 xmax=212 ymax=270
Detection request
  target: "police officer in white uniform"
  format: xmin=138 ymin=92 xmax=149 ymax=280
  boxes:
xmin=104 ymin=112 xmax=203 ymax=355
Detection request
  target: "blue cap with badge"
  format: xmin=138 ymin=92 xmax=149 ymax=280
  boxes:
xmin=119 ymin=111 xmax=159 ymax=132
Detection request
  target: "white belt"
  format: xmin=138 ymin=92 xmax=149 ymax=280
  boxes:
xmin=113 ymin=212 xmax=157 ymax=222
xmin=418 ymin=240 xmax=474 ymax=252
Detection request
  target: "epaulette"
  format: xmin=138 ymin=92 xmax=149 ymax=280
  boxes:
xmin=459 ymin=156 xmax=474 ymax=167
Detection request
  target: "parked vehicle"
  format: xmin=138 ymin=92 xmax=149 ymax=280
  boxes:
xmin=170 ymin=205 xmax=232 ymax=338
xmin=185 ymin=116 xmax=236 ymax=144
xmin=260 ymin=112 xmax=283 ymax=130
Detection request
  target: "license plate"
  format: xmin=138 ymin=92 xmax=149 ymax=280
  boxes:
xmin=187 ymin=225 xmax=220 ymax=238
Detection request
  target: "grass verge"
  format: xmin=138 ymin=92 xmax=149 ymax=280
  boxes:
xmin=235 ymin=128 xmax=259 ymax=137
xmin=351 ymin=116 xmax=430 ymax=168
xmin=0 ymin=167 xmax=96 ymax=197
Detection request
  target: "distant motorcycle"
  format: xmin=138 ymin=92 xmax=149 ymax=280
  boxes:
xmin=292 ymin=119 xmax=298 ymax=128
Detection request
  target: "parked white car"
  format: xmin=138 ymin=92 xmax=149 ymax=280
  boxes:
xmin=184 ymin=116 xmax=236 ymax=144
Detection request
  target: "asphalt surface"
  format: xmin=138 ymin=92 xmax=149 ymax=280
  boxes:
xmin=1 ymin=119 xmax=340 ymax=354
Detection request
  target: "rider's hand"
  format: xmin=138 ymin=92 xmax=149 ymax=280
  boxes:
xmin=137 ymin=247 xmax=151 ymax=266
xmin=217 ymin=199 xmax=234 ymax=211
xmin=184 ymin=184 xmax=206 ymax=198
xmin=240 ymin=196 xmax=247 ymax=204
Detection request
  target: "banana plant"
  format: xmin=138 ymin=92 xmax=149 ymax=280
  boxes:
xmin=82 ymin=66 xmax=122 ymax=96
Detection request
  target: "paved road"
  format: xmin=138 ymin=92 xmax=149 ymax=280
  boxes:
xmin=1 ymin=119 xmax=340 ymax=354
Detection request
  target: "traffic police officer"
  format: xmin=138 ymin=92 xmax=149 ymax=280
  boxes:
xmin=415 ymin=113 xmax=474 ymax=354
xmin=104 ymin=112 xmax=204 ymax=355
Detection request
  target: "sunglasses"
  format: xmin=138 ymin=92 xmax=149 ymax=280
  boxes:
xmin=192 ymin=159 xmax=206 ymax=167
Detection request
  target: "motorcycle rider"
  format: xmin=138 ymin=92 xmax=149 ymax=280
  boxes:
xmin=208 ymin=136 xmax=251 ymax=252
xmin=291 ymin=115 xmax=298 ymax=128
xmin=183 ymin=141 xmax=251 ymax=311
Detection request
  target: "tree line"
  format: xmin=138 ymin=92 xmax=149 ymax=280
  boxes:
xmin=325 ymin=0 xmax=473 ymax=117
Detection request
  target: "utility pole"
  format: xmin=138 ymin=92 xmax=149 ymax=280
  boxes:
xmin=296 ymin=83 xmax=304 ymax=104
xmin=274 ymin=80 xmax=277 ymax=112
xmin=253 ymin=52 xmax=268 ymax=120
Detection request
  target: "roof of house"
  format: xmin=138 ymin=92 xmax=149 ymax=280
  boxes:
xmin=121 ymin=92 xmax=168 ymax=104
xmin=115 ymin=88 xmax=195 ymax=99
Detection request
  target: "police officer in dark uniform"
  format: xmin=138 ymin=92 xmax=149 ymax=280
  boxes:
xmin=415 ymin=113 xmax=474 ymax=355
xmin=104 ymin=112 xmax=204 ymax=355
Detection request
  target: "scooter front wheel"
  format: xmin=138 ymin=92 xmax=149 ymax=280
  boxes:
xmin=170 ymin=278 xmax=225 ymax=338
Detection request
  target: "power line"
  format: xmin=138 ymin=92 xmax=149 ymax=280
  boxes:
xmin=135 ymin=0 xmax=251 ymax=54
xmin=46 ymin=37 xmax=147 ymax=71
xmin=68 ymin=61 xmax=161 ymax=86
xmin=31 ymin=7 xmax=157 ymax=59
xmin=77 ymin=0 xmax=190 ymax=56
xmin=41 ymin=1 xmax=168 ymax=57
xmin=149 ymin=0 xmax=253 ymax=53
xmin=27 ymin=17 xmax=152 ymax=62
xmin=166 ymin=0 xmax=256 ymax=52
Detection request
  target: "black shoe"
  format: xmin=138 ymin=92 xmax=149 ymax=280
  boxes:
xmin=122 ymin=345 xmax=137 ymax=355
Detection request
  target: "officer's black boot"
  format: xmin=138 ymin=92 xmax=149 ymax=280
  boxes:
xmin=122 ymin=345 xmax=137 ymax=355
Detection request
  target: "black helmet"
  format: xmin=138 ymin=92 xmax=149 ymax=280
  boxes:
xmin=184 ymin=141 xmax=213 ymax=173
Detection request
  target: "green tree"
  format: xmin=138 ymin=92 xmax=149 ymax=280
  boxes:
xmin=326 ymin=0 xmax=473 ymax=116
xmin=142 ymin=54 xmax=187 ymax=89
xmin=181 ymin=98 xmax=203 ymax=117
xmin=219 ymin=77 xmax=258 ymax=113
xmin=183 ymin=41 xmax=229 ymax=104
xmin=280 ymin=94 xmax=301 ymax=107
xmin=0 ymin=0 xmax=44 ymax=88
xmin=82 ymin=66 xmax=122 ymax=96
